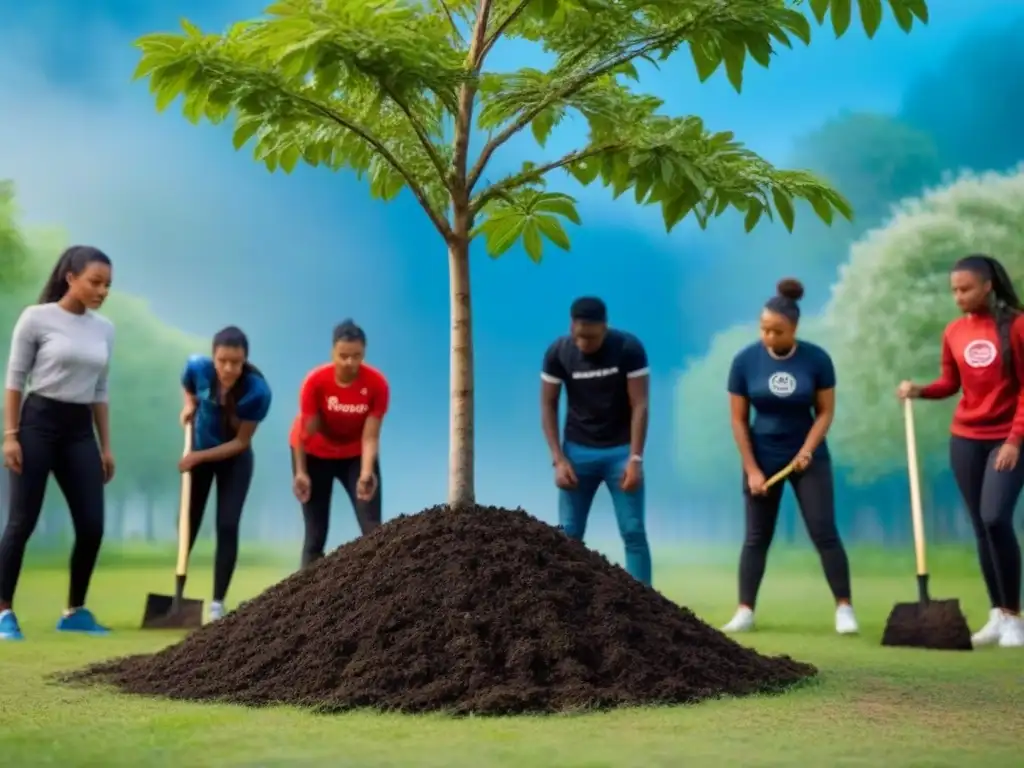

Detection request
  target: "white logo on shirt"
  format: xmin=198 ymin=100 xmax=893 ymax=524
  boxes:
xmin=768 ymin=372 xmax=796 ymax=398
xmin=326 ymin=395 xmax=368 ymax=414
xmin=571 ymin=366 xmax=620 ymax=380
xmin=964 ymin=339 xmax=997 ymax=368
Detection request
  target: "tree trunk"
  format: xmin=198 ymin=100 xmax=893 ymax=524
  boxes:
xmin=447 ymin=231 xmax=475 ymax=509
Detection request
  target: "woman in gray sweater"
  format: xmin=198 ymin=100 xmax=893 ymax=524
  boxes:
xmin=0 ymin=246 xmax=116 ymax=641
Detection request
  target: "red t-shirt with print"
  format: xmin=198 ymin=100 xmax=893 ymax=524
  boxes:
xmin=920 ymin=313 xmax=1024 ymax=445
xmin=289 ymin=363 xmax=390 ymax=459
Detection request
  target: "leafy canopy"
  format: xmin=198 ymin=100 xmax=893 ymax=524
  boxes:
xmin=134 ymin=0 xmax=928 ymax=260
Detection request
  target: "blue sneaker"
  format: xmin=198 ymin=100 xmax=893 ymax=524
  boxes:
xmin=56 ymin=608 xmax=110 ymax=635
xmin=0 ymin=610 xmax=24 ymax=640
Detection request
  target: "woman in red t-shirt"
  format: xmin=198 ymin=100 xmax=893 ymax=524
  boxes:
xmin=898 ymin=255 xmax=1024 ymax=649
xmin=290 ymin=320 xmax=390 ymax=566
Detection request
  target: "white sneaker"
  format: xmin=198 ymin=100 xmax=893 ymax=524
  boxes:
xmin=209 ymin=601 xmax=226 ymax=622
xmin=722 ymin=606 xmax=755 ymax=633
xmin=972 ymin=608 xmax=1005 ymax=647
xmin=997 ymin=614 xmax=1024 ymax=648
xmin=835 ymin=604 xmax=859 ymax=635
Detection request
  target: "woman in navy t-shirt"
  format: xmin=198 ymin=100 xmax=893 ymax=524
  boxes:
xmin=179 ymin=326 xmax=272 ymax=621
xmin=721 ymin=279 xmax=856 ymax=636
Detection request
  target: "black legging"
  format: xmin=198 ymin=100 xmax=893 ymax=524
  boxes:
xmin=186 ymin=449 xmax=253 ymax=603
xmin=739 ymin=458 xmax=852 ymax=608
xmin=296 ymin=451 xmax=381 ymax=567
xmin=949 ymin=436 xmax=1024 ymax=613
xmin=0 ymin=393 xmax=105 ymax=608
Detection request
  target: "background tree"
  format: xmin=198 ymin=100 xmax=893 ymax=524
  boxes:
xmin=132 ymin=0 xmax=927 ymax=508
xmin=824 ymin=165 xmax=1024 ymax=482
xmin=0 ymin=182 xmax=207 ymax=542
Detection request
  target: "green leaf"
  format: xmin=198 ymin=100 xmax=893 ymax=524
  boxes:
xmin=891 ymin=1 xmax=915 ymax=31
xmin=858 ymin=0 xmax=884 ymax=38
xmin=567 ymin=159 xmax=600 ymax=186
xmin=772 ymin=188 xmax=796 ymax=232
xmin=522 ymin=220 xmax=543 ymax=263
xmin=720 ymin=39 xmax=746 ymax=92
xmin=487 ymin=217 xmax=526 ymax=258
xmin=279 ymin=144 xmax=301 ymax=174
xmin=232 ymin=117 xmax=262 ymax=150
xmin=808 ymin=0 xmax=830 ymax=23
xmin=662 ymin=193 xmax=695 ymax=233
xmin=744 ymin=201 xmax=764 ymax=232
xmin=535 ymin=214 xmax=571 ymax=250
xmin=905 ymin=0 xmax=929 ymax=22
xmin=806 ymin=192 xmax=835 ymax=225
xmin=531 ymin=108 xmax=557 ymax=148
xmin=831 ymin=0 xmax=852 ymax=37
xmin=742 ymin=32 xmax=774 ymax=68
xmin=689 ymin=40 xmax=720 ymax=83
xmin=533 ymin=194 xmax=581 ymax=224
xmin=179 ymin=18 xmax=202 ymax=37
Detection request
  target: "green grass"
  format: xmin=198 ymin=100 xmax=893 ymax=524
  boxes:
xmin=1 ymin=544 xmax=1021 ymax=767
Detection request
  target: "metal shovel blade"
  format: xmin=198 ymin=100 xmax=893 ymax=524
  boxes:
xmin=141 ymin=592 xmax=204 ymax=630
xmin=880 ymin=598 xmax=973 ymax=651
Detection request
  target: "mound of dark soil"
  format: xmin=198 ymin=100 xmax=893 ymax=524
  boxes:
xmin=65 ymin=505 xmax=816 ymax=714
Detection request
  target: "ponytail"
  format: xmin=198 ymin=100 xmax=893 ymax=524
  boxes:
xmin=38 ymin=246 xmax=112 ymax=304
xmin=983 ymin=257 xmax=1024 ymax=380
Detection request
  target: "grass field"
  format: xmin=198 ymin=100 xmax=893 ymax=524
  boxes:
xmin=1 ymin=543 xmax=1021 ymax=767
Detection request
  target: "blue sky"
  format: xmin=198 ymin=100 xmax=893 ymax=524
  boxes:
xmin=0 ymin=0 xmax=1016 ymax=545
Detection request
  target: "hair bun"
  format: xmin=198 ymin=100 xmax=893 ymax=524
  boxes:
xmin=776 ymin=278 xmax=805 ymax=302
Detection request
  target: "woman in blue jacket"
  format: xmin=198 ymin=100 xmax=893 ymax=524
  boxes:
xmin=179 ymin=326 xmax=271 ymax=621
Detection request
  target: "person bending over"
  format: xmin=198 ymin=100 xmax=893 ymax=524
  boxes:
xmin=541 ymin=297 xmax=652 ymax=586
xmin=179 ymin=327 xmax=272 ymax=622
xmin=898 ymin=255 xmax=1024 ymax=649
xmin=0 ymin=246 xmax=116 ymax=641
xmin=291 ymin=320 xmax=389 ymax=566
xmin=722 ymin=279 xmax=857 ymax=636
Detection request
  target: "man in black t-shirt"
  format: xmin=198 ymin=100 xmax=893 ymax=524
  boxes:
xmin=540 ymin=297 xmax=652 ymax=585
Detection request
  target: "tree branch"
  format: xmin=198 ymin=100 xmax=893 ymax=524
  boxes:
xmin=470 ymin=144 xmax=618 ymax=213
xmin=466 ymin=28 xmax=688 ymax=192
xmin=294 ymin=93 xmax=453 ymax=238
xmin=377 ymin=81 xmax=452 ymax=191
xmin=450 ymin=0 xmax=494 ymax=223
xmin=478 ymin=0 xmax=531 ymax=62
xmin=438 ymin=0 xmax=466 ymax=46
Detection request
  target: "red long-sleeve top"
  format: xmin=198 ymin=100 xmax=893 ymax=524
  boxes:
xmin=920 ymin=313 xmax=1024 ymax=446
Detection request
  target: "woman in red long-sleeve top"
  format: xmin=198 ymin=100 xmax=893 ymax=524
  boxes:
xmin=898 ymin=254 xmax=1024 ymax=650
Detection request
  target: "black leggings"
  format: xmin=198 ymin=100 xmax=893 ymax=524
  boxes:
xmin=949 ymin=436 xmax=1024 ymax=613
xmin=739 ymin=459 xmax=851 ymax=609
xmin=186 ymin=449 xmax=253 ymax=602
xmin=296 ymin=451 xmax=381 ymax=567
xmin=0 ymin=394 xmax=105 ymax=608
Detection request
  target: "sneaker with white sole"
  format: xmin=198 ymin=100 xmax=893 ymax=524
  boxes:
xmin=0 ymin=609 xmax=23 ymax=640
xmin=997 ymin=614 xmax=1024 ymax=648
xmin=209 ymin=601 xmax=226 ymax=622
xmin=835 ymin=604 xmax=859 ymax=635
xmin=722 ymin=605 xmax=755 ymax=633
xmin=971 ymin=608 xmax=1005 ymax=647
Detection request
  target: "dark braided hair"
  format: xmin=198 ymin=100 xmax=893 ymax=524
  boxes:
xmin=953 ymin=255 xmax=1024 ymax=379
xmin=211 ymin=326 xmax=263 ymax=438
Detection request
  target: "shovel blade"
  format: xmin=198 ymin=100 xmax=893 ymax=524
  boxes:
xmin=141 ymin=592 xmax=204 ymax=630
xmin=881 ymin=598 xmax=973 ymax=650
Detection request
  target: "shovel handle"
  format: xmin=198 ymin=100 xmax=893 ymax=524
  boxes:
xmin=176 ymin=423 xmax=193 ymax=578
xmin=904 ymin=398 xmax=928 ymax=577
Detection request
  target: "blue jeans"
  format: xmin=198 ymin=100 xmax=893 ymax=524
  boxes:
xmin=558 ymin=441 xmax=652 ymax=585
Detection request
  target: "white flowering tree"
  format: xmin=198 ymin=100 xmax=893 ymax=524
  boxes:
xmin=824 ymin=165 xmax=1024 ymax=482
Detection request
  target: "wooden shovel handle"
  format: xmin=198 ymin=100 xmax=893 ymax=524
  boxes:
xmin=175 ymin=423 xmax=193 ymax=578
xmin=904 ymin=398 xmax=928 ymax=576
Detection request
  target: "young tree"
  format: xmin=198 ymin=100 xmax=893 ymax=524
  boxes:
xmin=824 ymin=165 xmax=1024 ymax=483
xmin=133 ymin=0 xmax=927 ymax=508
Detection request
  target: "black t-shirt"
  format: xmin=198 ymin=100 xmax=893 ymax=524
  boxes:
xmin=541 ymin=329 xmax=649 ymax=448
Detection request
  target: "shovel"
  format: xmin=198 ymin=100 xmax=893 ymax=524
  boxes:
xmin=141 ymin=422 xmax=204 ymax=630
xmin=880 ymin=398 xmax=972 ymax=650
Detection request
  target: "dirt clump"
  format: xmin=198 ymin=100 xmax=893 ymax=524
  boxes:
xmin=65 ymin=505 xmax=817 ymax=714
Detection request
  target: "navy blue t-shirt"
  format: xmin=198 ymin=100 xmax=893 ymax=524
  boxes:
xmin=542 ymin=329 xmax=649 ymax=448
xmin=181 ymin=355 xmax=273 ymax=451
xmin=726 ymin=341 xmax=836 ymax=475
